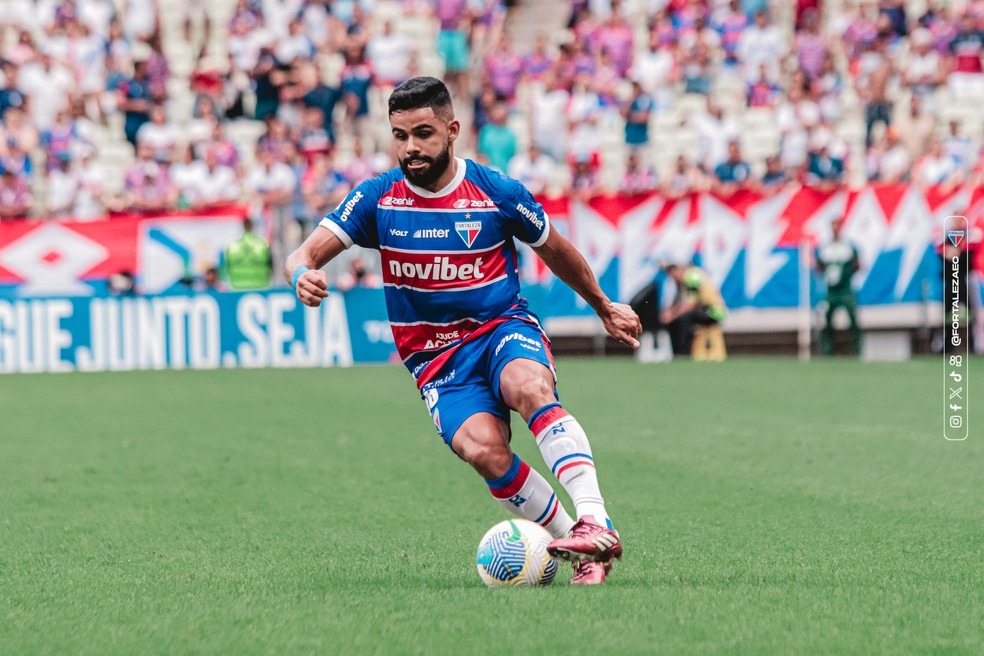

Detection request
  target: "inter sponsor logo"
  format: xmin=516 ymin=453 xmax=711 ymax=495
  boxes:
xmin=387 ymin=256 xmax=486 ymax=282
xmin=413 ymin=228 xmax=450 ymax=239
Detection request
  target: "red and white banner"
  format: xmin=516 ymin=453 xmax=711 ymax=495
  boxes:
xmin=1 ymin=187 xmax=981 ymax=306
xmin=528 ymin=185 xmax=982 ymax=307
xmin=0 ymin=205 xmax=247 ymax=297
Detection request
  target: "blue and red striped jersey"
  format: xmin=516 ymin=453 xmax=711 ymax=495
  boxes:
xmin=319 ymin=157 xmax=550 ymax=381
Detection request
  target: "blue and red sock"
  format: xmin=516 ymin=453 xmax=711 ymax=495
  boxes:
xmin=485 ymin=453 xmax=574 ymax=539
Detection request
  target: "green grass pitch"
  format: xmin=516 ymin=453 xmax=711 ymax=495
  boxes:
xmin=1 ymin=357 xmax=981 ymax=655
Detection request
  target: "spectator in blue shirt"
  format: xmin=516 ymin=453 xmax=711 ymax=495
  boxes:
xmin=118 ymin=58 xmax=153 ymax=147
xmin=713 ymin=140 xmax=751 ymax=195
xmin=622 ymin=81 xmax=654 ymax=148
xmin=806 ymin=137 xmax=845 ymax=189
xmin=478 ymin=100 xmax=518 ymax=173
xmin=0 ymin=61 xmax=25 ymax=118
xmin=758 ymin=154 xmax=790 ymax=193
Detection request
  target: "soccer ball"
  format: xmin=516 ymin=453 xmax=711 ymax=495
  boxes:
xmin=476 ymin=519 xmax=559 ymax=587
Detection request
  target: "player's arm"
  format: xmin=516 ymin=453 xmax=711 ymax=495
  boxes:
xmin=287 ymin=176 xmax=384 ymax=307
xmin=534 ymin=229 xmax=642 ymax=347
xmin=284 ymin=228 xmax=347 ymax=307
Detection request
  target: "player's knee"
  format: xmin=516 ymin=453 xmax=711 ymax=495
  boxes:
xmin=501 ymin=367 xmax=554 ymax=410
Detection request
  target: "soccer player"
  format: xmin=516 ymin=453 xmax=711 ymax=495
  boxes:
xmin=816 ymin=219 xmax=861 ymax=355
xmin=285 ymin=77 xmax=641 ymax=585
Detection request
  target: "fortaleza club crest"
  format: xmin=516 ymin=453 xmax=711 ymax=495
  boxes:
xmin=455 ymin=221 xmax=482 ymax=248
xmin=947 ymin=230 xmax=964 ymax=248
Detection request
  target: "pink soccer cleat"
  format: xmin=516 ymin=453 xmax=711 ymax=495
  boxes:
xmin=570 ymin=560 xmax=614 ymax=585
xmin=547 ymin=515 xmax=622 ymax=563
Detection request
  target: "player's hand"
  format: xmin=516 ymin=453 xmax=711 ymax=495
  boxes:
xmin=600 ymin=301 xmax=642 ymax=348
xmin=296 ymin=269 xmax=329 ymax=307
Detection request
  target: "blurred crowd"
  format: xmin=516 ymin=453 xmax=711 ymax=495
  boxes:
xmin=3 ymin=0 xmax=984 ymax=224
xmin=542 ymin=0 xmax=984 ymax=198
xmin=0 ymin=0 xmax=409 ymax=222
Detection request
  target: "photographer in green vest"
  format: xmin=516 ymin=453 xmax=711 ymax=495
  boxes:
xmin=225 ymin=218 xmax=272 ymax=290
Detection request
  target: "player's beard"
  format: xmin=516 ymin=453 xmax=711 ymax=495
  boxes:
xmin=400 ymin=143 xmax=451 ymax=188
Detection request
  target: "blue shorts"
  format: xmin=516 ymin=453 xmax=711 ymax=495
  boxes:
xmin=420 ymin=318 xmax=556 ymax=448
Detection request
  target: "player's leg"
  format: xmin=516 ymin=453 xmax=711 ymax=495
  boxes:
xmin=448 ymin=412 xmax=512 ymax=479
xmin=426 ymin=378 xmax=575 ymax=539
xmin=498 ymin=360 xmax=611 ymax=522
xmin=496 ymin=355 xmax=621 ymax=560
xmin=821 ymin=298 xmax=836 ymax=355
xmin=481 ymin=321 xmax=620 ymax=585
xmin=496 ymin=358 xmax=621 ymax=584
xmin=450 ymin=414 xmax=575 ymax=539
xmin=843 ymin=294 xmax=861 ymax=355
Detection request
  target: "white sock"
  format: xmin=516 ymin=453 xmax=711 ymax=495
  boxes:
xmin=655 ymin=330 xmax=673 ymax=362
xmin=485 ymin=454 xmax=575 ymax=539
xmin=636 ymin=331 xmax=656 ymax=363
xmin=528 ymin=403 xmax=612 ymax=528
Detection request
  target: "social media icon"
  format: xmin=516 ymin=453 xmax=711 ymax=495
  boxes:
xmin=949 ymin=416 xmax=963 ymax=429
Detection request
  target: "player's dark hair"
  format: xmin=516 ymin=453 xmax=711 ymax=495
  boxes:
xmin=388 ymin=77 xmax=454 ymax=118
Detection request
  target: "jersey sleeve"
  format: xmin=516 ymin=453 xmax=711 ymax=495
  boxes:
xmin=319 ymin=172 xmax=394 ymax=250
xmin=503 ymin=180 xmax=551 ymax=247
xmin=467 ymin=161 xmax=550 ymax=247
